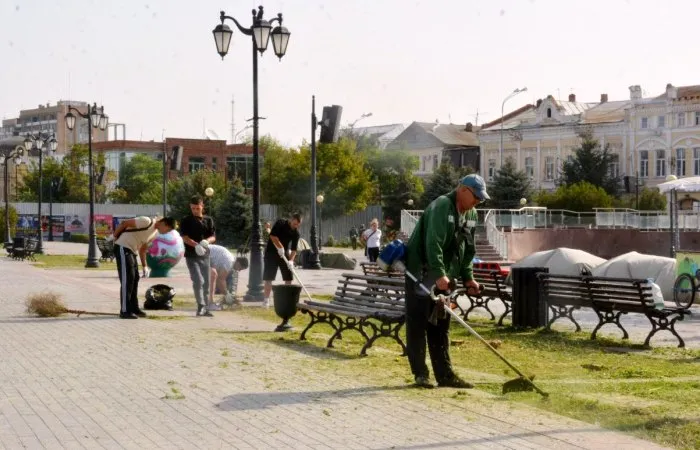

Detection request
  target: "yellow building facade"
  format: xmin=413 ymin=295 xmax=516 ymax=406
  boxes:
xmin=478 ymin=84 xmax=700 ymax=190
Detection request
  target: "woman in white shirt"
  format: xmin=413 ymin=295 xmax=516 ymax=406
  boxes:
xmin=361 ymin=219 xmax=382 ymax=262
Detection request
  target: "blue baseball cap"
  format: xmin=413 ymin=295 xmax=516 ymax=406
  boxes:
xmin=460 ymin=174 xmax=490 ymax=201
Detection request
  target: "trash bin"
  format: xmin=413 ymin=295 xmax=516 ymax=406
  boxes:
xmin=511 ymin=266 xmax=548 ymax=328
xmin=300 ymin=249 xmax=313 ymax=269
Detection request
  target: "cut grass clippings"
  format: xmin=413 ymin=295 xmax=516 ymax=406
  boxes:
xmin=30 ymin=254 xmax=115 ymax=270
xmin=226 ymin=306 xmax=700 ymax=450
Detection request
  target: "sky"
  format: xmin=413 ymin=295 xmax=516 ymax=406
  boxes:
xmin=1 ymin=0 xmax=699 ymax=147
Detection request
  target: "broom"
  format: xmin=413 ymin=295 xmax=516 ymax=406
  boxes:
xmin=26 ymin=292 xmax=119 ymax=318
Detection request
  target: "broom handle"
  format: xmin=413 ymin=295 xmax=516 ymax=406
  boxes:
xmin=405 ymin=270 xmax=548 ymax=397
xmin=64 ymin=309 xmax=119 ymax=317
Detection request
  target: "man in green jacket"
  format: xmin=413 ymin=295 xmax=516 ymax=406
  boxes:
xmin=405 ymin=174 xmax=488 ymax=388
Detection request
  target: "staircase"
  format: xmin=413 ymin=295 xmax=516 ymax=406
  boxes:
xmin=475 ymin=232 xmax=506 ymax=261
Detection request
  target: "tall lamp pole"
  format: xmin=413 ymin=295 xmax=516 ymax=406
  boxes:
xmin=23 ymin=133 xmax=58 ymax=254
xmin=307 ymin=96 xmax=322 ymax=269
xmin=65 ymin=103 xmax=108 ymax=268
xmin=316 ymin=194 xmax=324 ymax=251
xmin=1 ymin=140 xmax=24 ymax=247
xmin=213 ymin=5 xmax=291 ymax=301
xmin=499 ymin=87 xmax=527 ymax=167
xmin=48 ymin=176 xmax=63 ymax=242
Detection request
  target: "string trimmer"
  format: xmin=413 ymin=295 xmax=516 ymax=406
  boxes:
xmin=378 ymin=240 xmax=549 ymax=398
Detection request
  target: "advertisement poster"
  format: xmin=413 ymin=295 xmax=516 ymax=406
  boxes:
xmin=42 ymin=215 xmax=65 ymax=241
xmin=112 ymin=216 xmax=135 ymax=232
xmin=16 ymin=215 xmax=39 ymax=237
xmin=64 ymin=215 xmax=88 ymax=234
xmin=94 ymin=214 xmax=114 ymax=237
xmin=676 ymin=252 xmax=700 ymax=279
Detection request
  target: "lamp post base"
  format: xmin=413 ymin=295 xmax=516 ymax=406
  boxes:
xmin=85 ymin=258 xmax=100 ymax=268
xmin=307 ymin=251 xmax=322 ymax=270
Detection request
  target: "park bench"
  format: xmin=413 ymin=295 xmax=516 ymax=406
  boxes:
xmin=537 ymin=273 xmax=691 ymax=347
xmin=297 ymin=273 xmax=406 ymax=356
xmin=359 ymin=261 xmax=404 ymax=278
xmin=96 ymin=238 xmax=115 ymax=262
xmin=452 ymin=268 xmax=513 ymax=325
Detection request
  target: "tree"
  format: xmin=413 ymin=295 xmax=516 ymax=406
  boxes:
xmin=214 ymin=178 xmax=252 ymax=247
xmin=535 ymin=182 xmax=614 ymax=211
xmin=561 ymin=130 xmax=621 ymax=196
xmin=261 ymin=137 xmax=375 ymax=219
xmin=108 ymin=153 xmax=163 ymax=204
xmin=18 ymin=144 xmax=115 ymax=204
xmin=365 ymin=149 xmax=424 ymax=227
xmin=0 ymin=205 xmax=18 ymax=240
xmin=487 ymin=157 xmax=532 ymax=208
xmin=419 ymin=158 xmax=471 ymax=207
xmin=615 ymin=188 xmax=667 ymax=211
xmin=167 ymin=169 xmax=228 ymax=222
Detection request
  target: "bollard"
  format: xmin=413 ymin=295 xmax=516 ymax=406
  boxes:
xmin=511 ymin=266 xmax=548 ymax=328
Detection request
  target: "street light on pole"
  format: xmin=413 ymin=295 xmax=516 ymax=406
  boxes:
xmin=1 ymin=138 xmax=24 ymax=248
xmin=65 ymin=103 xmax=108 ymax=268
xmin=349 ymin=112 xmax=372 ymax=129
xmin=213 ymin=5 xmax=290 ymax=301
xmin=499 ymin=87 xmax=527 ymax=167
xmin=23 ymin=133 xmax=58 ymax=254
xmin=48 ymin=176 xmax=63 ymax=242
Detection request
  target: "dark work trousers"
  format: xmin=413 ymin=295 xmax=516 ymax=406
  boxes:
xmin=367 ymin=247 xmax=379 ymax=262
xmin=115 ymin=244 xmax=141 ymax=314
xmin=405 ymin=276 xmax=454 ymax=382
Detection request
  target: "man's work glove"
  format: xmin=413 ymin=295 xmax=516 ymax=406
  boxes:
xmin=199 ymin=240 xmax=210 ymax=249
xmin=277 ymin=247 xmax=285 ymax=258
xmin=195 ymin=244 xmax=206 ymax=256
xmin=142 ymin=267 xmax=150 ymax=278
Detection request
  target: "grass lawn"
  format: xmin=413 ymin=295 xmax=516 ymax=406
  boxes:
xmin=215 ymin=305 xmax=700 ymax=450
xmin=30 ymin=254 xmax=116 ymax=270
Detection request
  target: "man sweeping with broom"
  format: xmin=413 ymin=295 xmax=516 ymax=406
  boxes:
xmin=112 ymin=216 xmax=176 ymax=319
xmin=405 ymin=174 xmax=488 ymax=389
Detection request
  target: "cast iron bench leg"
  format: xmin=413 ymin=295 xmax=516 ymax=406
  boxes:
xmin=497 ymin=296 xmax=512 ymax=326
xmin=327 ymin=316 xmax=369 ymax=349
xmin=299 ymin=310 xmax=339 ymax=341
xmin=591 ymin=310 xmax=628 ymax=340
xmin=644 ymin=313 xmax=686 ymax=348
xmin=360 ymin=320 xmax=406 ymax=357
xmin=547 ymin=305 xmax=582 ymax=332
xmin=463 ymin=294 xmax=496 ymax=321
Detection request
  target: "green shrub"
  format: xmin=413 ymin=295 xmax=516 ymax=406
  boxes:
xmin=325 ymin=235 xmax=335 ymax=247
xmin=68 ymin=233 xmax=90 ymax=244
xmin=535 ymin=182 xmax=613 ymax=211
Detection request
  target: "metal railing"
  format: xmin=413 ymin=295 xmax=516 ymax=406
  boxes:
xmin=400 ymin=209 xmax=423 ymax=239
xmin=484 ymin=210 xmax=508 ymax=260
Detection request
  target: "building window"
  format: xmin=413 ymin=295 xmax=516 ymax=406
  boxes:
xmin=609 ymin=154 xmax=620 ymax=178
xmin=676 ymin=148 xmax=686 ymax=177
xmin=696 ymin=112 xmax=700 ymax=126
xmin=658 ymin=115 xmax=665 ymax=128
xmin=677 ymin=113 xmax=686 ymax=127
xmin=524 ymin=156 xmax=534 ymax=178
xmin=188 ymin=156 xmax=206 ymax=173
xmin=546 ymin=108 xmax=552 ymax=118
xmin=487 ymin=159 xmax=496 ymax=179
xmin=420 ymin=156 xmax=426 ymax=172
xmin=655 ymin=150 xmax=666 ymax=177
xmin=640 ymin=150 xmax=649 ymax=177
xmin=641 ymin=117 xmax=648 ymax=129
xmin=227 ymin=155 xmax=254 ymax=189
xmin=544 ymin=156 xmax=554 ymax=181
xmin=694 ymin=148 xmax=700 ymax=176
xmin=211 ymin=157 xmax=217 ymax=171
xmin=432 ymin=154 xmax=439 ymax=171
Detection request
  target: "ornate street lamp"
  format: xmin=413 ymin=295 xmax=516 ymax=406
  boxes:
xmin=499 ymin=87 xmax=527 ymax=167
xmin=213 ymin=5 xmax=290 ymax=300
xmin=23 ymin=133 xmax=58 ymax=253
xmin=65 ymin=103 xmax=107 ymax=268
xmin=1 ymin=138 xmax=24 ymax=247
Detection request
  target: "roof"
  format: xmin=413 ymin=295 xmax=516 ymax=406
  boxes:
xmin=352 ymin=123 xmax=408 ymax=146
xmin=581 ymin=100 xmax=630 ymax=124
xmin=480 ymin=104 xmax=535 ymax=130
xmin=554 ymin=100 xmax=597 ymax=115
xmin=413 ymin=122 xmax=479 ymax=147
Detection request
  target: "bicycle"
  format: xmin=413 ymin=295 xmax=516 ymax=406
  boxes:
xmin=672 ymin=269 xmax=699 ymax=309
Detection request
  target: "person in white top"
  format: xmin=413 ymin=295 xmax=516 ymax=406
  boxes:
xmin=361 ymin=218 xmax=382 ymax=262
xmin=112 ymin=216 xmax=175 ymax=319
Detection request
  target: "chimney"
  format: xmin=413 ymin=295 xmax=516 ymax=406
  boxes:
xmin=568 ymin=93 xmax=576 ymax=102
xmin=536 ymin=99 xmax=543 ymax=107
xmin=465 ymin=122 xmax=473 ymax=132
xmin=666 ymin=83 xmax=678 ymax=100
xmin=629 ymin=85 xmax=642 ymax=101
xmin=600 ymin=94 xmax=608 ymax=103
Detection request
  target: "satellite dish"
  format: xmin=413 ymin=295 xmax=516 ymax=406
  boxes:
xmin=206 ymin=129 xmax=220 ymax=140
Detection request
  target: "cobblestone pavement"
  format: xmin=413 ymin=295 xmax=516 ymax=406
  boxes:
xmin=0 ymin=252 xmax=670 ymax=449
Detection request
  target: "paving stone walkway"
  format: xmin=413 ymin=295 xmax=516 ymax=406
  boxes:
xmin=0 ymin=247 xmax=671 ymax=449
